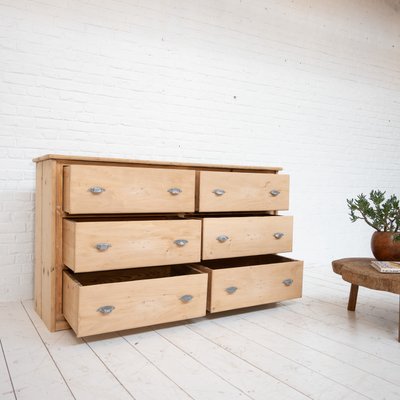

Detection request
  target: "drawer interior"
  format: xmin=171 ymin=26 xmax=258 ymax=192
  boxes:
xmin=64 ymin=212 xmax=276 ymax=220
xmin=199 ymin=254 xmax=296 ymax=269
xmin=65 ymin=216 xmax=199 ymax=222
xmin=66 ymin=264 xmax=202 ymax=286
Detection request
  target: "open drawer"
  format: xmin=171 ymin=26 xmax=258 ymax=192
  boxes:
xmin=202 ymin=216 xmax=293 ymax=260
xmin=63 ymin=218 xmax=201 ymax=272
xmin=196 ymin=254 xmax=303 ymax=313
xmin=63 ymin=265 xmax=207 ymax=337
xmin=199 ymin=171 xmax=289 ymax=212
xmin=63 ymin=165 xmax=195 ymax=214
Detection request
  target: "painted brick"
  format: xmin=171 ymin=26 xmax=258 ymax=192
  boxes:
xmin=0 ymin=0 xmax=399 ymax=300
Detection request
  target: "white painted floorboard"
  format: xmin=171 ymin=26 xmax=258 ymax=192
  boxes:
xmin=22 ymin=302 xmax=133 ymax=400
xmin=157 ymin=324 xmax=309 ymax=400
xmin=84 ymin=332 xmax=192 ymax=400
xmin=0 ymin=302 xmax=73 ymax=400
xmin=0 ymin=265 xmax=399 ymax=400
xmin=0 ymin=338 xmax=15 ymax=400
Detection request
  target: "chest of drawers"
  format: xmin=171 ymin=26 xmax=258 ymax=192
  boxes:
xmin=34 ymin=155 xmax=303 ymax=337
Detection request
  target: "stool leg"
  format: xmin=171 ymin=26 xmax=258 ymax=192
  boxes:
xmin=348 ymin=284 xmax=359 ymax=311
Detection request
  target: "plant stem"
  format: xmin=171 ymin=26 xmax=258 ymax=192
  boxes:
xmin=357 ymin=209 xmax=380 ymax=230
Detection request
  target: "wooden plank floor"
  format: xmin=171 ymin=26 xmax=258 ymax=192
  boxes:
xmin=1 ymin=265 xmax=400 ymax=400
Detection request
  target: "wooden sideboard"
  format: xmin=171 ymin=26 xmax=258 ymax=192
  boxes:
xmin=34 ymin=154 xmax=303 ymax=336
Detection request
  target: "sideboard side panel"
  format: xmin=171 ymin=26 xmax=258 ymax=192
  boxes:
xmin=34 ymin=162 xmax=43 ymax=316
xmin=38 ymin=160 xmax=58 ymax=331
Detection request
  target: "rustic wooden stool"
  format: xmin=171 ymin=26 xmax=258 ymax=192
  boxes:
xmin=332 ymin=257 xmax=400 ymax=342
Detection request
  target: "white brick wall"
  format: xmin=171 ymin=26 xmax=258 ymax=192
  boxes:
xmin=1 ymin=0 xmax=400 ymax=301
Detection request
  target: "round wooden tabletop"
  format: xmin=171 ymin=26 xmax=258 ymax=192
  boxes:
xmin=332 ymin=258 xmax=400 ymax=295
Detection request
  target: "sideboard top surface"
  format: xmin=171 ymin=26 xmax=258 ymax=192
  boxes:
xmin=33 ymin=154 xmax=282 ymax=172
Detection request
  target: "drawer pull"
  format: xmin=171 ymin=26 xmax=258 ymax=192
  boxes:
xmin=167 ymin=187 xmax=182 ymax=195
xmin=213 ymin=188 xmax=225 ymax=196
xmin=180 ymin=294 xmax=193 ymax=303
xmin=97 ymin=305 xmax=115 ymax=314
xmin=273 ymin=232 xmax=284 ymax=239
xmin=225 ymin=286 xmax=238 ymax=294
xmin=174 ymin=239 xmax=188 ymax=247
xmin=270 ymin=189 xmax=280 ymax=197
xmin=88 ymin=186 xmax=106 ymax=194
xmin=96 ymin=242 xmax=112 ymax=251
xmin=283 ymin=278 xmax=294 ymax=287
xmin=217 ymin=235 xmax=229 ymax=243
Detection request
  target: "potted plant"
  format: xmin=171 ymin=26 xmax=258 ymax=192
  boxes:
xmin=347 ymin=190 xmax=400 ymax=261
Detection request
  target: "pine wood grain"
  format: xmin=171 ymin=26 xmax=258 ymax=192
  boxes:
xmin=33 ymin=154 xmax=282 ymax=172
xmin=202 ymin=216 xmax=293 ymax=260
xmin=199 ymin=171 xmax=289 ymax=212
xmin=63 ymin=164 xmax=196 ymax=214
xmin=197 ymin=255 xmax=303 ymax=312
xmin=63 ymin=266 xmax=207 ymax=337
xmin=63 ymin=219 xmax=202 ymax=272
xmin=34 ymin=162 xmax=43 ymax=317
xmin=40 ymin=160 xmax=57 ymax=331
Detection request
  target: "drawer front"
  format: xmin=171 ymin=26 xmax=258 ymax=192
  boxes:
xmin=63 ymin=269 xmax=207 ymax=337
xmin=199 ymin=171 xmax=289 ymax=212
xmin=203 ymin=259 xmax=303 ymax=312
xmin=63 ymin=165 xmax=195 ymax=214
xmin=63 ymin=219 xmax=201 ymax=272
xmin=202 ymin=216 xmax=293 ymax=260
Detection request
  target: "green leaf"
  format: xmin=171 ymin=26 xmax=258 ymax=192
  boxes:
xmin=346 ymin=190 xmax=400 ymax=233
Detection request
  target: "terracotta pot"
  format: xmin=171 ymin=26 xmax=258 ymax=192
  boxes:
xmin=371 ymin=231 xmax=400 ymax=261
